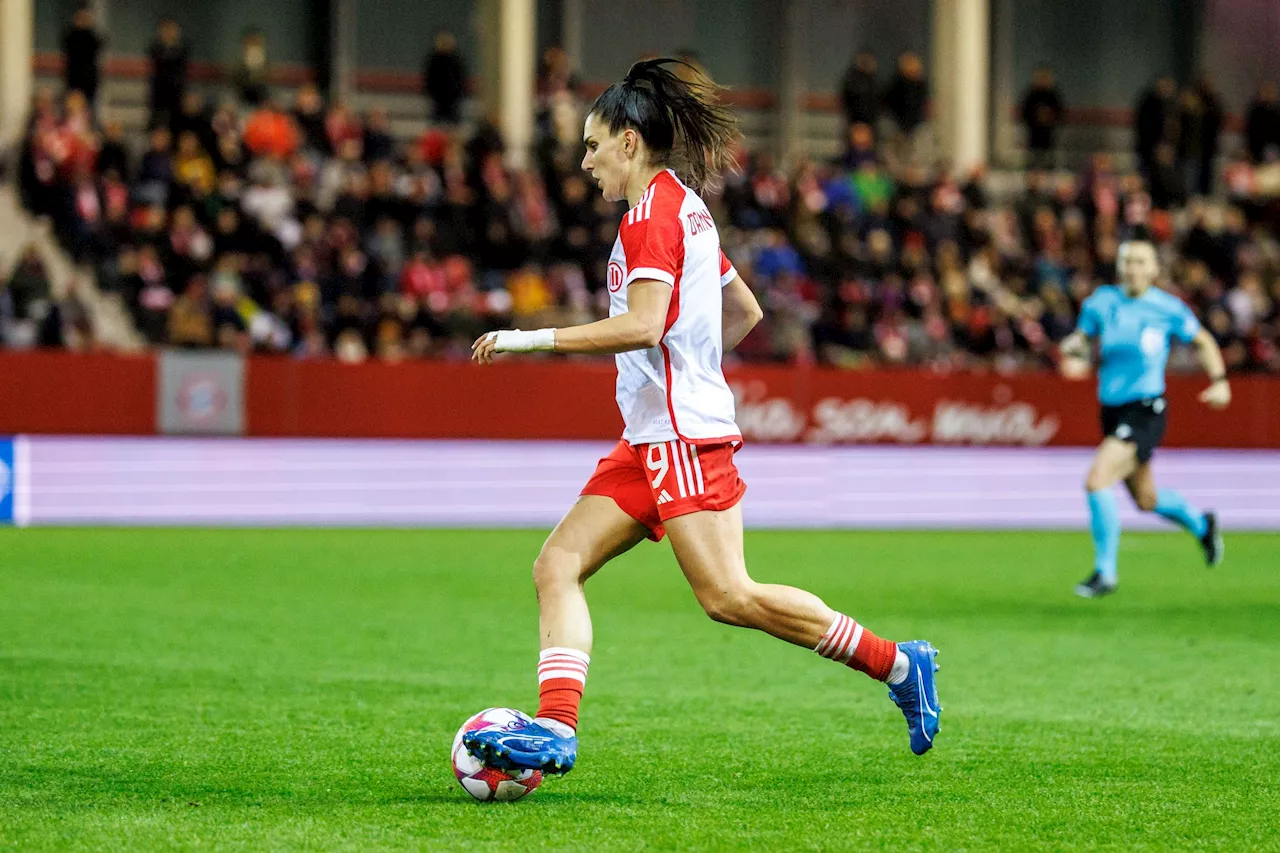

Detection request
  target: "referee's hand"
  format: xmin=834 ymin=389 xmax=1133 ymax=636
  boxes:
xmin=1060 ymin=354 xmax=1090 ymax=379
xmin=1199 ymin=379 xmax=1231 ymax=409
xmin=1058 ymin=336 xmax=1089 ymax=361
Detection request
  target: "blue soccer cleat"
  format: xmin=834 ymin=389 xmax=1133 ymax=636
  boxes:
xmin=463 ymin=718 xmax=578 ymax=775
xmin=887 ymin=640 xmax=941 ymax=755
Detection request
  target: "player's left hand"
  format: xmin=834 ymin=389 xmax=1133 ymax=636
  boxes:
xmin=1199 ymin=379 xmax=1231 ymax=409
xmin=471 ymin=331 xmax=500 ymax=365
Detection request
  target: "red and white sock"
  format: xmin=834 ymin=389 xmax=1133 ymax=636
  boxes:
xmin=814 ymin=613 xmax=901 ymax=682
xmin=534 ymin=647 xmax=589 ymax=735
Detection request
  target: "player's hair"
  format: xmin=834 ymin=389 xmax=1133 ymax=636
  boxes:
xmin=588 ymin=57 xmax=739 ymax=194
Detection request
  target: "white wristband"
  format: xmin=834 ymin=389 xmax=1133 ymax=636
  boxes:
xmin=491 ymin=328 xmax=556 ymax=353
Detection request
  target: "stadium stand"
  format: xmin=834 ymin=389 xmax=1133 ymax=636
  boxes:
xmin=6 ymin=33 xmax=1280 ymax=373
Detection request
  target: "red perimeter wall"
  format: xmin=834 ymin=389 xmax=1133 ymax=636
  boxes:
xmin=0 ymin=351 xmax=156 ymax=435
xmin=1 ymin=351 xmax=1277 ymax=447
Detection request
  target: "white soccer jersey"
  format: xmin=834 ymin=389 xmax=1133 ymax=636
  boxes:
xmin=606 ymin=169 xmax=741 ymax=446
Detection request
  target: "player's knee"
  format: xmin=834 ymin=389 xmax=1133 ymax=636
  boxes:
xmin=532 ymin=549 xmax=578 ymax=594
xmin=1084 ymin=469 xmax=1110 ymax=492
xmin=1134 ymin=490 xmax=1158 ymax=512
xmin=697 ymin=584 xmax=758 ymax=628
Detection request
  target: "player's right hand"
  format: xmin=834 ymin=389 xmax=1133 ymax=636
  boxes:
xmin=471 ymin=331 xmax=500 ymax=365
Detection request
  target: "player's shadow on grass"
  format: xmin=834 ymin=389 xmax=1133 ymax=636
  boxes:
xmin=399 ymin=791 xmax=644 ymax=807
xmin=12 ymin=766 xmax=643 ymax=810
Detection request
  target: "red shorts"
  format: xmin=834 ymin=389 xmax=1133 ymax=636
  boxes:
xmin=580 ymin=439 xmax=747 ymax=541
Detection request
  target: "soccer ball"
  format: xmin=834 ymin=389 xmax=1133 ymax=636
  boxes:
xmin=451 ymin=707 xmax=543 ymax=802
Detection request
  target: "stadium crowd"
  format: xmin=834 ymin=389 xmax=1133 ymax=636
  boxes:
xmin=5 ymin=15 xmax=1280 ymax=374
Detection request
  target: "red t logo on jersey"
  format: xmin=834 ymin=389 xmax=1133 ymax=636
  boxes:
xmin=607 ymin=261 xmax=624 ymax=292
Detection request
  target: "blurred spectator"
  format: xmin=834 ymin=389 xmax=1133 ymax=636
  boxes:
xmin=1245 ymin=81 xmax=1280 ymax=165
xmin=169 ymin=275 xmax=214 ymax=346
xmin=292 ymin=85 xmax=329 ymax=154
xmin=325 ymin=101 xmax=363 ymax=156
xmin=423 ymin=31 xmax=467 ymax=124
xmin=61 ymin=5 xmax=104 ymax=106
xmin=173 ymin=131 xmax=216 ymax=195
xmin=536 ymin=47 xmax=582 ymax=157
xmin=1192 ymin=76 xmax=1225 ymax=196
xmin=839 ymin=51 xmax=880 ymax=130
xmin=1020 ymin=66 xmax=1064 ymax=170
xmin=136 ymin=127 xmax=174 ymax=206
xmin=169 ymin=91 xmax=209 ymax=149
xmin=813 ymin=302 xmax=875 ymax=368
xmin=1177 ymin=86 xmax=1210 ymax=198
xmin=97 ymin=120 xmax=131 ymax=180
xmin=232 ymin=29 xmax=271 ymax=107
xmin=882 ymin=53 xmax=929 ymax=170
xmin=133 ymin=244 xmax=173 ymax=343
xmin=240 ymin=161 xmax=294 ymax=238
xmin=1135 ymin=76 xmax=1177 ymax=176
xmin=148 ymin=18 xmax=190 ymax=130
xmin=537 ymin=46 xmax=578 ymax=103
xmin=2 ymin=246 xmax=90 ymax=351
xmin=243 ymin=102 xmax=300 ymax=161
xmin=363 ymin=107 xmax=396 ymax=163
xmin=836 ymin=121 xmax=877 ymax=172
xmin=37 ymin=292 xmax=91 ymax=350
xmin=1176 ymin=80 xmax=1224 ymax=199
xmin=5 ymin=246 xmax=52 ymax=325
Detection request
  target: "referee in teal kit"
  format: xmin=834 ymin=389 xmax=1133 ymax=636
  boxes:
xmin=1059 ymin=237 xmax=1230 ymax=598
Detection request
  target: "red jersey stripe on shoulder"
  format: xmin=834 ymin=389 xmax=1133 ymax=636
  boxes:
xmin=619 ymin=172 xmax=687 ymax=296
xmin=627 ymin=184 xmax=658 ymax=224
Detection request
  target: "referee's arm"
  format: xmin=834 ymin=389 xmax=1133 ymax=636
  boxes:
xmin=1060 ymin=297 xmax=1101 ymax=362
xmin=1059 ymin=330 xmax=1091 ymax=360
xmin=1192 ymin=328 xmax=1232 ymax=409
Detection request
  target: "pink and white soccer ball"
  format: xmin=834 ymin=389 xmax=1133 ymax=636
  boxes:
xmin=451 ymin=707 xmax=543 ymax=802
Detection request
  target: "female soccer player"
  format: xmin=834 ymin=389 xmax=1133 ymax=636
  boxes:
xmin=465 ymin=59 xmax=940 ymax=775
xmin=1060 ymin=238 xmax=1229 ymax=598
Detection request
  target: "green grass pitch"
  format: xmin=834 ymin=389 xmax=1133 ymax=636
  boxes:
xmin=2 ymin=527 xmax=1279 ymax=851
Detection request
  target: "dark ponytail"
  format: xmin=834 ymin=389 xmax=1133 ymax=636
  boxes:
xmin=589 ymin=57 xmax=738 ymax=193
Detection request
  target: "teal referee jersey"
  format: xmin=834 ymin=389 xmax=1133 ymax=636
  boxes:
xmin=1075 ymin=285 xmax=1201 ymax=406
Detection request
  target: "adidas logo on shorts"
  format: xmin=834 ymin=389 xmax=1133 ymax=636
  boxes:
xmin=656 ymin=489 xmax=674 ymax=505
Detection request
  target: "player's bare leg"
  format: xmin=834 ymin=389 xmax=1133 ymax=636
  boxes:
xmin=534 ymin=494 xmax=646 ymax=733
xmin=465 ymin=495 xmax=646 ymax=774
xmin=664 ymin=504 xmax=941 ymax=755
xmin=1123 ymin=463 xmax=1158 ymax=512
xmin=1078 ymin=437 xmax=1138 ymax=597
xmin=663 ymin=504 xmax=834 ymax=646
xmin=1086 ymin=437 xmax=1139 ymax=494
xmin=534 ymin=495 xmax=648 ymax=654
xmin=1125 ymin=459 xmax=1221 ymax=565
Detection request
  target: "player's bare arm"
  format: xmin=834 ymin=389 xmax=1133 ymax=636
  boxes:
xmin=546 ymin=279 xmax=672 ymax=355
xmin=471 ymin=280 xmax=672 ymax=364
xmin=1192 ymin=328 xmax=1231 ymax=409
xmin=721 ymin=274 xmax=763 ymax=353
